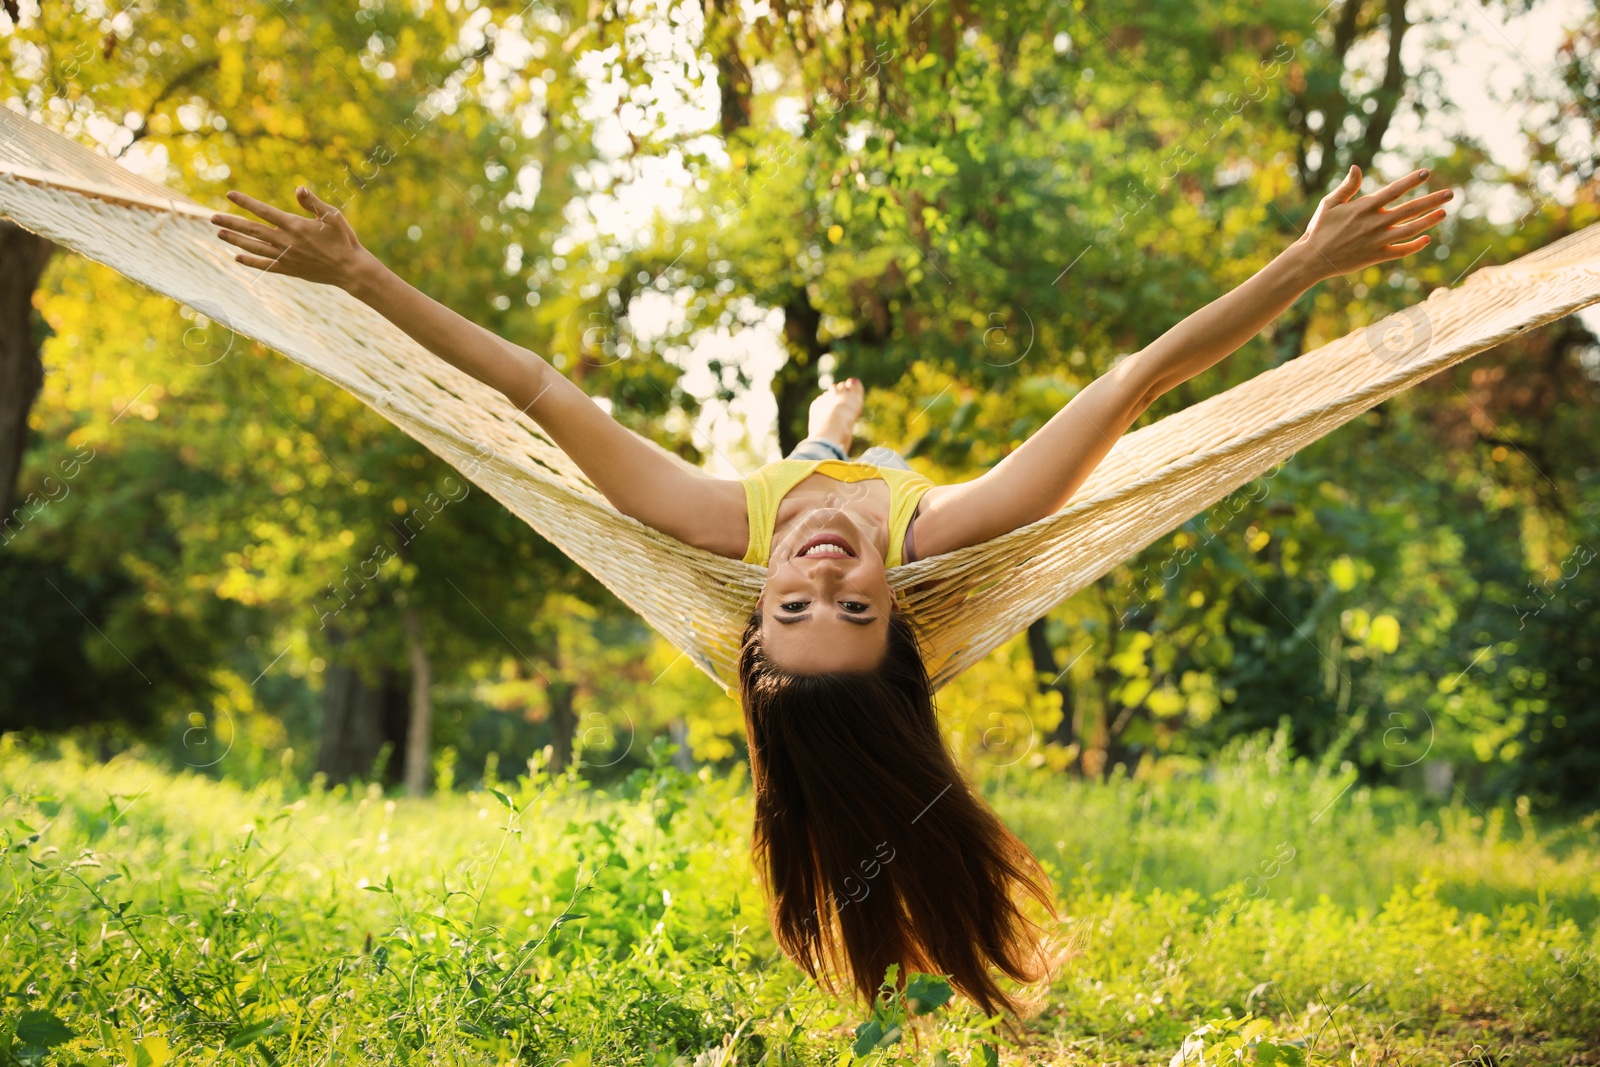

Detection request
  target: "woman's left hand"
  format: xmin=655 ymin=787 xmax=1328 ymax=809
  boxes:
xmin=210 ymin=186 xmax=376 ymax=290
xmin=1296 ymin=165 xmax=1453 ymax=280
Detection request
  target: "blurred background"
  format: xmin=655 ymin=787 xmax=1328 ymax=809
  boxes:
xmin=2 ymin=0 xmax=1598 ymax=810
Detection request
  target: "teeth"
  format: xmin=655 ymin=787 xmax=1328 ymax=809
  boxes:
xmin=801 ymin=544 xmax=850 ymax=557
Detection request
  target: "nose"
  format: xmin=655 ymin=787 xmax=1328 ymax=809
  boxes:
xmin=796 ymin=555 xmax=849 ymax=580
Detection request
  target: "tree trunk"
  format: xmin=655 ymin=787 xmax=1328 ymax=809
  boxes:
xmin=317 ymin=627 xmax=409 ymax=785
xmin=774 ymin=290 xmax=827 ymax=453
xmin=548 ymin=680 xmax=576 ymax=773
xmin=1024 ymin=617 xmax=1078 ymax=753
xmin=317 ymin=661 xmax=387 ymax=783
xmin=0 ymin=222 xmax=54 ymax=520
xmin=401 ymin=604 xmax=433 ymax=797
xmin=668 ymin=717 xmax=694 ymax=772
xmin=1104 ymin=703 xmax=1146 ymax=775
xmin=705 ymin=0 xmax=751 ymax=137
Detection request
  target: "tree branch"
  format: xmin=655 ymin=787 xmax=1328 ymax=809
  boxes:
xmin=1354 ymin=0 xmax=1410 ymax=172
xmin=116 ymin=57 xmax=222 ymax=157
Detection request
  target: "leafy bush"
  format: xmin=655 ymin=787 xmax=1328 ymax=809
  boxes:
xmin=2 ymin=733 xmax=1596 ymax=1065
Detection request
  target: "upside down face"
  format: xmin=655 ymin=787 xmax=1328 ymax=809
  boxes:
xmin=757 ymin=505 xmax=896 ymax=674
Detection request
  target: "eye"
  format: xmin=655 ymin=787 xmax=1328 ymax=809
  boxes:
xmin=840 ymin=600 xmax=870 ymax=614
xmin=780 ymin=600 xmax=807 ymax=613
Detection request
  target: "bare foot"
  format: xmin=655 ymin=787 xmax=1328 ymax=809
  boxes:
xmin=807 ymin=377 xmax=864 ymax=452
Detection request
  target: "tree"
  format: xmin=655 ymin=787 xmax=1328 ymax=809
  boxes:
xmin=0 ymin=0 xmax=669 ymax=785
xmin=601 ymin=0 xmax=1598 ymax=790
xmin=0 ymin=223 xmax=52 ymax=520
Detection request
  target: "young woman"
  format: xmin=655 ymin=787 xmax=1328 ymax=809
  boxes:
xmin=212 ymin=163 xmax=1451 ymax=1016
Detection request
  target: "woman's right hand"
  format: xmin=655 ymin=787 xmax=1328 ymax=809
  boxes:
xmin=211 ymin=186 xmax=377 ymax=290
xmin=1293 ymin=165 xmax=1452 ymax=280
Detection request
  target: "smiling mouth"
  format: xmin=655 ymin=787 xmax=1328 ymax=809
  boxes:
xmin=795 ymin=533 xmax=857 ymax=559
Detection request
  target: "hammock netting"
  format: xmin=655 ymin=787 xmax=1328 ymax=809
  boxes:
xmin=4 ymin=106 xmax=1599 ymax=693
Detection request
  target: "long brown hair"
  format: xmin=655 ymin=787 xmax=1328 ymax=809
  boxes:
xmin=738 ymin=608 xmax=1057 ymax=1017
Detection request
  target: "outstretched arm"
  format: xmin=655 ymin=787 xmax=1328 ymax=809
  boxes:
xmin=211 ymin=187 xmax=748 ymax=558
xmin=914 ymin=165 xmax=1452 ymax=556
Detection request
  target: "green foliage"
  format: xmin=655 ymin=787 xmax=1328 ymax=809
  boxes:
xmin=5 ymin=0 xmax=1600 ymax=807
xmin=3 ymin=736 xmax=1598 ymax=1065
xmin=1169 ymin=1015 xmax=1311 ymax=1067
xmin=844 ymin=967 xmax=999 ymax=1065
xmin=605 ymin=0 xmax=1600 ymax=803
xmin=998 ymin=727 xmax=1600 ymax=926
xmin=0 ymin=0 xmax=681 ymax=776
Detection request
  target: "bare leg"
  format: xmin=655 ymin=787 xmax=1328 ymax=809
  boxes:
xmin=806 ymin=377 xmax=864 ymax=453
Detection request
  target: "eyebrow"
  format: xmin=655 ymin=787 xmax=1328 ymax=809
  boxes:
xmin=772 ymin=612 xmax=879 ymax=626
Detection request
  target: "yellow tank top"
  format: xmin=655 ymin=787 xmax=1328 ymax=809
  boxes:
xmin=741 ymin=459 xmax=934 ymax=568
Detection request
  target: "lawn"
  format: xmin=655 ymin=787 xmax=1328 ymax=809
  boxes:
xmin=2 ymin=730 xmax=1596 ymax=1066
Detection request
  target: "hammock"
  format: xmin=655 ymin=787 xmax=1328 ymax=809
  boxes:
xmin=4 ymin=107 xmax=1599 ymax=694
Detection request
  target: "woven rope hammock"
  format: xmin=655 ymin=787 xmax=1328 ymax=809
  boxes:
xmin=5 ymin=107 xmax=1599 ymax=694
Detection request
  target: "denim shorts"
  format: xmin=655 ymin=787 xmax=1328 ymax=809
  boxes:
xmin=787 ymin=437 xmax=912 ymax=471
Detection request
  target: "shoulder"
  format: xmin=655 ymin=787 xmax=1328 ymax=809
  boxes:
xmin=902 ymin=480 xmax=980 ymax=558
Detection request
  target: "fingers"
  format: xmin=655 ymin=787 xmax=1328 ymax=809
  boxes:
xmin=1383 ymin=235 xmax=1430 ymax=257
xmin=1382 ymin=187 xmax=1453 ymax=223
xmin=1369 ymin=168 xmax=1432 ymax=207
xmin=1330 ymin=163 xmax=1363 ymax=203
xmin=232 ymin=252 xmax=284 ymax=272
xmin=216 ymin=229 xmax=282 ymax=257
xmin=296 ymin=185 xmax=337 ymax=220
xmin=296 ymin=185 xmax=356 ymax=237
xmin=1385 ymin=208 xmax=1447 ymax=241
xmin=226 ymin=190 xmax=306 ymax=231
xmin=211 ymin=213 xmax=284 ymax=245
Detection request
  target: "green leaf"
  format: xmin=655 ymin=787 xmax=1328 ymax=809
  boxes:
xmin=15 ymin=1011 xmax=75 ymax=1048
xmin=904 ymin=973 xmax=954 ymax=1016
xmin=971 ymin=1042 xmax=999 ymax=1067
xmin=852 ymin=1019 xmax=885 ymax=1056
xmin=489 ymin=789 xmax=514 ymax=810
xmin=225 ymin=1019 xmax=284 ymax=1050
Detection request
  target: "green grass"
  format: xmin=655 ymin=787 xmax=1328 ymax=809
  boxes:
xmin=2 ymin=730 xmax=1597 ymax=1066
